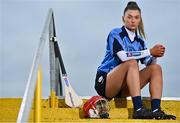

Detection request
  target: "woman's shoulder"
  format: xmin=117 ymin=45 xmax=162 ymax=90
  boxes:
xmin=109 ymin=27 xmax=123 ymax=36
xmin=137 ymin=34 xmax=146 ymax=42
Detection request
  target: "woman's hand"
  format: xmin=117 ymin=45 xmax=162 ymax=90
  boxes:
xmin=150 ymin=44 xmax=165 ymax=57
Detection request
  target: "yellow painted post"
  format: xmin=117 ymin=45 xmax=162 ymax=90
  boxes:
xmin=50 ymin=90 xmax=58 ymax=108
xmin=34 ymin=65 xmax=42 ymax=122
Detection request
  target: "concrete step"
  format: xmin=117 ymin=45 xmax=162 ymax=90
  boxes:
xmin=0 ymin=98 xmax=180 ymax=122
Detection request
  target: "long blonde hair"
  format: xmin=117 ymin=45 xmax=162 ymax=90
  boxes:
xmin=123 ymin=1 xmax=146 ymax=39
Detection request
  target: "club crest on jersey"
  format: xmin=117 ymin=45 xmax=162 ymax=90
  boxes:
xmin=98 ymin=76 xmax=104 ymax=84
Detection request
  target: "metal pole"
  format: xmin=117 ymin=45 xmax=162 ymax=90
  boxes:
xmin=17 ymin=8 xmax=53 ymax=122
xmin=49 ymin=12 xmax=63 ymax=109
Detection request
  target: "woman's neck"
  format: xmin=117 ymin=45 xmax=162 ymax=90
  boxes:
xmin=125 ymin=27 xmax=136 ymax=42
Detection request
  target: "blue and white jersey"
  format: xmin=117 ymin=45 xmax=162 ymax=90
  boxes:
xmin=97 ymin=26 xmax=153 ymax=73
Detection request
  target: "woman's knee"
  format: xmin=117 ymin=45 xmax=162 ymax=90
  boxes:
xmin=150 ymin=64 xmax=162 ymax=73
xmin=124 ymin=59 xmax=138 ymax=68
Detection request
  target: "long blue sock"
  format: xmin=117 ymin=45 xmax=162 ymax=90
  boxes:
xmin=151 ymin=99 xmax=161 ymax=112
xmin=132 ymin=96 xmax=142 ymax=111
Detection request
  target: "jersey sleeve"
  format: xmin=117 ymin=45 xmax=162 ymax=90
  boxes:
xmin=142 ymin=56 xmax=157 ymax=66
xmin=117 ymin=50 xmax=151 ymax=62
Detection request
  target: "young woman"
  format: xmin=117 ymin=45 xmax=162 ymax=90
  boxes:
xmin=95 ymin=1 xmax=176 ymax=120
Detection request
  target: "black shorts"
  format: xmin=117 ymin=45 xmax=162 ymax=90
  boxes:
xmin=95 ymin=71 xmax=123 ymax=100
xmin=95 ymin=71 xmax=108 ymax=99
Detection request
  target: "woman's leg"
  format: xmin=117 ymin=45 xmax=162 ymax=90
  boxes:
xmin=105 ymin=59 xmax=140 ymax=98
xmin=120 ymin=63 xmax=163 ymax=112
xmin=139 ymin=64 xmax=176 ymax=119
xmin=105 ymin=60 xmax=154 ymax=119
xmin=114 ymin=63 xmax=176 ymax=119
xmin=139 ymin=64 xmax=163 ymax=99
xmin=119 ymin=63 xmax=163 ymax=98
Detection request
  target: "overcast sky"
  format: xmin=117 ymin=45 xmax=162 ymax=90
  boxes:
xmin=1 ymin=0 xmax=180 ymax=98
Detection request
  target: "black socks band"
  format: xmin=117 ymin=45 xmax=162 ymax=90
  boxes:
xmin=132 ymin=96 xmax=142 ymax=110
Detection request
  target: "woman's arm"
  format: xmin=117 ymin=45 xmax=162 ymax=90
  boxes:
xmin=117 ymin=49 xmax=150 ymax=61
xmin=150 ymin=44 xmax=165 ymax=57
xmin=143 ymin=56 xmax=157 ymax=66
